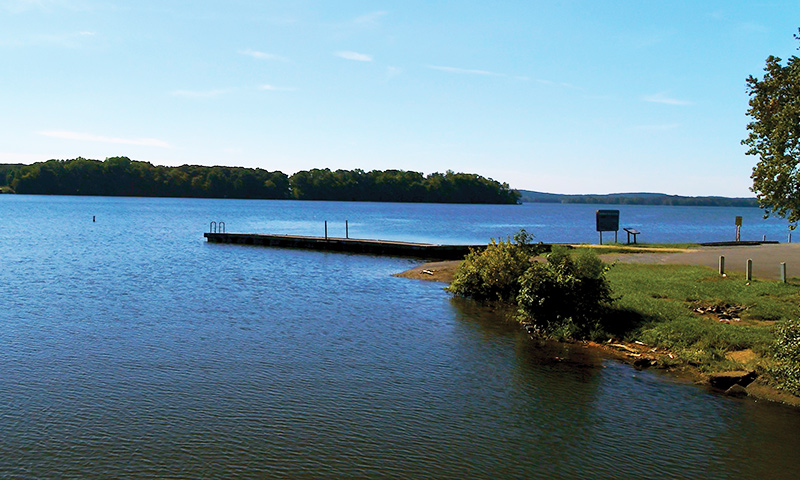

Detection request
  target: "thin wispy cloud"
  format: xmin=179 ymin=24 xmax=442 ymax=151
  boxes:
xmin=709 ymin=10 xmax=769 ymax=34
xmin=3 ymin=0 xmax=53 ymax=13
xmin=386 ymin=66 xmax=402 ymax=79
xmin=535 ymin=78 xmax=582 ymax=90
xmin=171 ymin=89 xmax=231 ymax=98
xmin=633 ymin=123 xmax=681 ymax=131
xmin=239 ymin=49 xmax=288 ymax=62
xmin=353 ymin=11 xmax=387 ymax=27
xmin=336 ymin=51 xmax=372 ymax=62
xmin=0 ymin=30 xmax=98 ymax=48
xmin=428 ymin=65 xmax=504 ymax=76
xmin=642 ymin=92 xmax=692 ymax=106
xmin=38 ymin=130 xmax=170 ymax=148
xmin=259 ymin=84 xmax=297 ymax=92
xmin=3 ymin=0 xmax=88 ymax=13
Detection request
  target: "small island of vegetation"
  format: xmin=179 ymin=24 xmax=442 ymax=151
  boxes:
xmin=0 ymin=157 xmax=520 ymax=204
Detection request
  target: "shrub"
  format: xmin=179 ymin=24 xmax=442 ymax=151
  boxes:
xmin=516 ymin=247 xmax=612 ymax=339
xmin=446 ymin=229 xmax=544 ymax=303
xmin=770 ymin=319 xmax=800 ymax=395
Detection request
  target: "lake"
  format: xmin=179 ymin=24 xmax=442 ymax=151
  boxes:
xmin=1 ymin=195 xmax=798 ymax=479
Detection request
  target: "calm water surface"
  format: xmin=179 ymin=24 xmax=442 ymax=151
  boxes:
xmin=1 ymin=195 xmax=799 ymax=479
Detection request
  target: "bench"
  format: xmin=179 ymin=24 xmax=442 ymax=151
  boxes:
xmin=623 ymin=228 xmax=640 ymax=244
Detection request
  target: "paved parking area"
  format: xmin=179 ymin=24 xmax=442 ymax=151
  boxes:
xmin=599 ymin=243 xmax=800 ymax=280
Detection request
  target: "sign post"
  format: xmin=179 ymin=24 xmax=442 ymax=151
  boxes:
xmin=596 ymin=210 xmax=620 ymax=245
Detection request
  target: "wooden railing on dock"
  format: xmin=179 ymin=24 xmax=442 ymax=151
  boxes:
xmin=204 ymin=232 xmax=484 ymax=260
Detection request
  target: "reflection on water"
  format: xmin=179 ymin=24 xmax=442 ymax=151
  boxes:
xmin=0 ymin=195 xmax=799 ymax=479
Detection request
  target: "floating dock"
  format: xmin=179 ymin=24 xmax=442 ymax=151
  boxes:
xmin=204 ymin=232 xmax=484 ymax=259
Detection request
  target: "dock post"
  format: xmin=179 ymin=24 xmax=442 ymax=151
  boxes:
xmin=346 ymin=220 xmax=349 ymax=239
xmin=781 ymin=262 xmax=787 ymax=283
xmin=325 ymin=221 xmax=328 ymax=240
xmin=746 ymin=259 xmax=753 ymax=281
xmin=719 ymin=256 xmax=725 ymax=276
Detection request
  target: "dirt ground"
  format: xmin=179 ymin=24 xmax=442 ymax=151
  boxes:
xmin=392 ymin=259 xmax=462 ymax=283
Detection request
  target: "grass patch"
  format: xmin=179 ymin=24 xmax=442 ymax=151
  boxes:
xmin=606 ymin=263 xmax=800 ymax=378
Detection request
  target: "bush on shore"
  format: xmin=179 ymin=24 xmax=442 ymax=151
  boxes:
xmin=517 ymin=247 xmax=613 ymax=339
xmin=771 ymin=319 xmax=800 ymax=396
xmin=448 ymin=233 xmax=614 ymax=340
xmin=446 ymin=230 xmax=544 ymax=303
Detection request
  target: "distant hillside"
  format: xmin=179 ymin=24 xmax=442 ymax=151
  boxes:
xmin=517 ymin=190 xmax=759 ymax=207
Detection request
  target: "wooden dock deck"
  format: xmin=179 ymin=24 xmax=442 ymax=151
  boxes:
xmin=204 ymin=232 xmax=484 ymax=259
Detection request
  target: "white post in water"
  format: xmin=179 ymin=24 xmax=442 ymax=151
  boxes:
xmin=746 ymin=259 xmax=753 ymax=281
xmin=719 ymin=256 xmax=725 ymax=275
xmin=781 ymin=262 xmax=787 ymax=283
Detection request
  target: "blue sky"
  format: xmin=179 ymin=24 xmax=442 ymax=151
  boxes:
xmin=1 ymin=1 xmax=798 ymax=196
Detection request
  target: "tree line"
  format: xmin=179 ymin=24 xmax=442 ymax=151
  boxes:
xmin=517 ymin=190 xmax=759 ymax=207
xmin=0 ymin=157 xmax=520 ymax=204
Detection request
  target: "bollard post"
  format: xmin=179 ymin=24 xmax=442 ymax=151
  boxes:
xmin=325 ymin=221 xmax=328 ymax=240
xmin=789 ymin=233 xmax=793 ymax=243
xmin=746 ymin=259 xmax=753 ymax=281
xmin=346 ymin=220 xmax=349 ymax=239
xmin=763 ymin=234 xmax=767 ymax=242
xmin=719 ymin=256 xmax=725 ymax=276
xmin=781 ymin=262 xmax=787 ymax=283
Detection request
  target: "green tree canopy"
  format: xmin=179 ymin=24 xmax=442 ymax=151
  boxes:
xmin=744 ymin=29 xmax=800 ymax=225
xmin=9 ymin=157 xmax=290 ymax=199
xmin=1 ymin=157 xmax=519 ymax=204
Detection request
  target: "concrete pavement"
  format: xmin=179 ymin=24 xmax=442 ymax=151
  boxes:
xmin=598 ymin=243 xmax=800 ymax=280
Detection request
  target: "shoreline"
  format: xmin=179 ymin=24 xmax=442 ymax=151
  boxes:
xmin=395 ymin=254 xmax=800 ymax=408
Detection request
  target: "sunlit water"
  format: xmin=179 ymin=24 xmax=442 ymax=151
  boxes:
xmin=1 ymin=195 xmax=798 ymax=479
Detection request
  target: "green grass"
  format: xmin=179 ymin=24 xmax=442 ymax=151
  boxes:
xmin=605 ymin=263 xmax=800 ymax=375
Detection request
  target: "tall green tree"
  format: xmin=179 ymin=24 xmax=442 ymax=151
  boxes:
xmin=744 ymin=29 xmax=800 ymax=225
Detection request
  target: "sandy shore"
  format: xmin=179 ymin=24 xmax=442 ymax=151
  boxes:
xmin=392 ymin=259 xmax=462 ymax=283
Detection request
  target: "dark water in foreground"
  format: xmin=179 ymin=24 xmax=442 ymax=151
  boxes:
xmin=1 ymin=196 xmax=799 ymax=479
